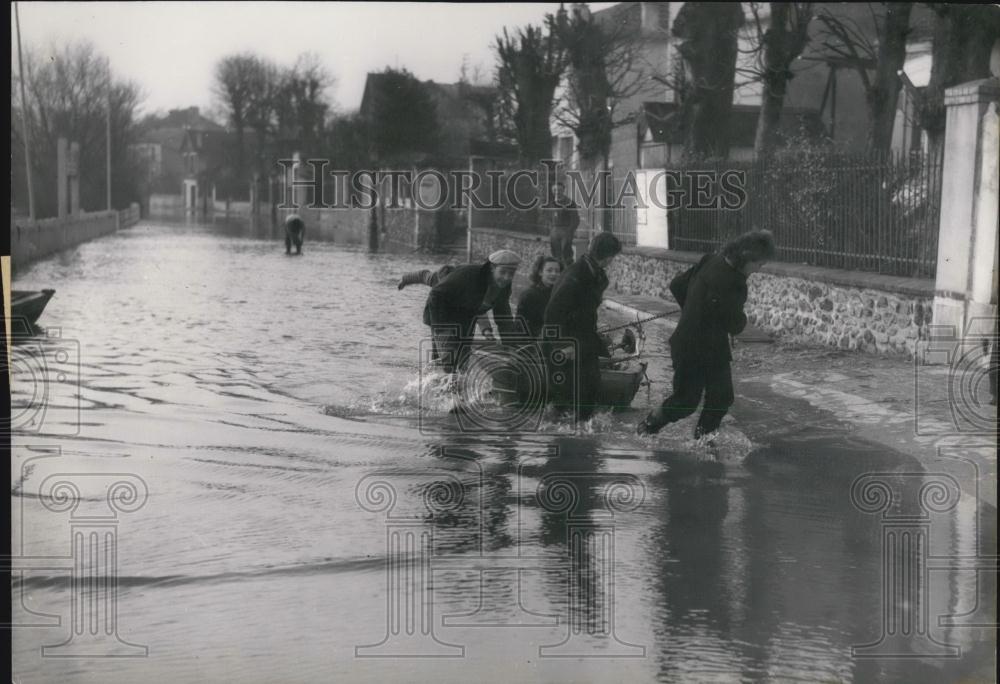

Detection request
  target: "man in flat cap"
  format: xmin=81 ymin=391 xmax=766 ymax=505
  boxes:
xmin=423 ymin=249 xmax=521 ymax=373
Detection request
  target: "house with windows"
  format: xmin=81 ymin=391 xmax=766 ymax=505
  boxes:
xmin=550 ymin=2 xmax=935 ymax=175
xmin=131 ymin=107 xmax=225 ymax=201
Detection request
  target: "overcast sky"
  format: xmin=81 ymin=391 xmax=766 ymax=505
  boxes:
xmin=13 ymin=2 xmax=616 ymax=119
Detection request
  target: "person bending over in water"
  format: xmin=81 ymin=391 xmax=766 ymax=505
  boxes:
xmin=637 ymin=229 xmax=775 ymax=441
xmin=285 ymin=214 xmax=305 ymax=255
xmin=398 ymin=263 xmax=495 ymax=339
xmin=423 ymin=250 xmax=521 ymax=372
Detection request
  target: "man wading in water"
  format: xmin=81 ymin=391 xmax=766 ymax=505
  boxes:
xmin=423 ymin=250 xmax=521 ymax=373
xmin=544 ymin=232 xmax=623 ymax=422
xmin=637 ymin=230 xmax=775 ymax=441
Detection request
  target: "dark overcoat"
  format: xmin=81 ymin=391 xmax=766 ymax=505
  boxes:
xmin=543 ymin=255 xmax=610 ymax=355
xmin=423 ymin=262 xmax=515 ymax=363
xmin=515 ymin=284 xmax=553 ymax=338
xmin=668 ymin=254 xmax=748 ymax=364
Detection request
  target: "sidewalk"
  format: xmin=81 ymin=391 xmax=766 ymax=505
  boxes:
xmin=604 ymin=289 xmax=998 ymax=511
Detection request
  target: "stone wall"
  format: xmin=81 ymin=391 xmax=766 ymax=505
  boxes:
xmin=276 ymin=206 xmax=371 ymax=245
xmin=382 ymin=207 xmax=416 ymax=249
xmin=470 ymin=229 xmax=935 ymax=357
xmin=611 ymin=245 xmax=934 ymax=357
xmin=470 ymin=227 xmax=589 ymax=265
xmin=12 ymin=204 xmax=141 ymax=274
xmin=149 ymin=193 xmax=184 ymax=215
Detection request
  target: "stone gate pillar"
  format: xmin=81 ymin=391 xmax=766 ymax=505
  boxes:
xmin=57 ymin=138 xmax=68 ymax=219
xmin=69 ymin=142 xmax=80 ymax=215
xmin=929 ymin=78 xmax=1000 ymax=353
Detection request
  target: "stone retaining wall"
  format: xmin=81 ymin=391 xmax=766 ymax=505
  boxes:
xmin=470 ymin=228 xmax=935 ymax=357
xmin=276 ymin=206 xmax=371 ymax=245
xmin=12 ymin=204 xmax=141 ymax=274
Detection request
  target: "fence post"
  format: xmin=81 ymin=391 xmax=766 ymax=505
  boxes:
xmin=928 ymin=78 xmax=1000 ymax=357
xmin=635 ymin=169 xmax=669 ymax=248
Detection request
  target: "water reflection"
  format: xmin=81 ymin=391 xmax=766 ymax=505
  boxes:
xmin=10 ymin=219 xmax=994 ymax=683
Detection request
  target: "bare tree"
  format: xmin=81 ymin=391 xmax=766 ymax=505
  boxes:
xmin=670 ymin=2 xmax=746 ymax=160
xmin=745 ymin=3 xmax=815 ymax=154
xmin=213 ymin=54 xmax=258 ymax=177
xmin=913 ymin=4 xmax=1000 ymax=159
xmin=814 ymin=3 xmax=913 ymax=154
xmin=276 ymin=53 xmax=334 ymax=157
xmin=12 ymin=40 xmax=144 ymax=217
xmin=553 ymin=3 xmax=651 ymax=173
xmin=494 ymin=16 xmax=567 ymax=166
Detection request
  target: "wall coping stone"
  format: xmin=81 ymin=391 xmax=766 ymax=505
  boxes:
xmin=472 ymin=226 xmax=548 ymax=243
xmin=944 ymin=77 xmax=1000 ymax=106
xmin=620 ymin=245 xmax=935 ymax=298
xmin=14 ymin=210 xmax=118 ymax=230
xmin=471 ymin=227 xmax=935 ymax=298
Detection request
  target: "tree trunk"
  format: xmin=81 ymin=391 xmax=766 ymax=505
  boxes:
xmin=674 ymin=2 xmax=744 ymax=160
xmin=754 ymin=74 xmax=788 ymax=154
xmin=867 ymin=3 xmax=913 ymax=154
xmin=918 ymin=5 xmax=1000 ymax=157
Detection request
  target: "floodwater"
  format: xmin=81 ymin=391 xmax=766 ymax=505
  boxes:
xmin=11 ymin=218 xmax=996 ymax=683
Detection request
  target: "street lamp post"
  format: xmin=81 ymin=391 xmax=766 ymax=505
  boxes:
xmin=106 ymin=57 xmax=112 ymax=211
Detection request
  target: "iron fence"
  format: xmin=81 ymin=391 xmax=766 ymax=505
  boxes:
xmin=666 ymin=150 xmax=943 ymax=278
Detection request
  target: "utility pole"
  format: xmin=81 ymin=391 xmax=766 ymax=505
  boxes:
xmin=15 ymin=2 xmax=36 ymax=221
xmin=107 ymin=57 xmax=112 ymax=211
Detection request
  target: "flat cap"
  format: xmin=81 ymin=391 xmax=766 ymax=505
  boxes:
xmin=488 ymin=249 xmax=521 ymax=266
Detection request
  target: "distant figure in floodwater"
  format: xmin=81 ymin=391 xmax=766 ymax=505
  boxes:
xmin=637 ymin=229 xmax=776 ymax=441
xmin=423 ymin=250 xmax=521 ymax=373
xmin=285 ymin=214 xmax=305 ymax=255
xmin=516 ymin=255 xmax=563 ymax=338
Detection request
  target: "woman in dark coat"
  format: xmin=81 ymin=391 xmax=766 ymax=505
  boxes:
xmin=637 ymin=230 xmax=775 ymax=439
xmin=516 ymin=255 xmax=563 ymax=338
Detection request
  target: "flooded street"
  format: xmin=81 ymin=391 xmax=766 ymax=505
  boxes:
xmin=11 ymin=219 xmax=995 ymax=683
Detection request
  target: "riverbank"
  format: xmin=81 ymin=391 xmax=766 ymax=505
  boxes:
xmin=604 ymin=288 xmax=998 ymax=512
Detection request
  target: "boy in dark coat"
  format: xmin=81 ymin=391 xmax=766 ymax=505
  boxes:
xmin=285 ymin=214 xmax=305 ymax=254
xmin=423 ymin=250 xmax=521 ymax=372
xmin=544 ymin=232 xmax=623 ymax=421
xmin=637 ymin=230 xmax=775 ymax=439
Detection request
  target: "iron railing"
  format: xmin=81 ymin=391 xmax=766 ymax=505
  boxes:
xmin=666 ymin=150 xmax=943 ymax=278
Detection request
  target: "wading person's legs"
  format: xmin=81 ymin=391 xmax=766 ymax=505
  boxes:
xmin=638 ymin=359 xmax=705 ymax=434
xmin=576 ymin=348 xmax=602 ymax=422
xmin=694 ymin=362 xmax=734 ymax=439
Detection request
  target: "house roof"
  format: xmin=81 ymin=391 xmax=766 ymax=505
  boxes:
xmin=141 ymin=127 xmax=187 ymax=150
xmin=137 ymin=107 xmax=225 ymax=150
xmin=141 ymin=107 xmax=225 ymax=133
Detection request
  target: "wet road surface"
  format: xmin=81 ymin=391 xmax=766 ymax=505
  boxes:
xmin=10 ymin=218 xmax=996 ymax=683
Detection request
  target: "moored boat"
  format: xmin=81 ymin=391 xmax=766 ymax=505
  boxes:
xmin=11 ymin=289 xmax=56 ymax=336
xmin=468 ymin=341 xmax=648 ymax=411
